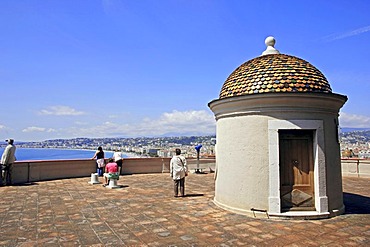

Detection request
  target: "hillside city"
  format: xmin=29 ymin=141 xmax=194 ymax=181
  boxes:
xmin=2 ymin=130 xmax=370 ymax=159
xmin=8 ymin=136 xmax=217 ymax=158
xmin=339 ymin=130 xmax=370 ymax=159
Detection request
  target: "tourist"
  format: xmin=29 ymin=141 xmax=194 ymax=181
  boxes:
xmin=170 ymin=148 xmax=188 ymax=197
xmin=92 ymin=146 xmax=105 ymax=176
xmin=1 ymin=139 xmax=17 ymax=186
xmin=103 ymin=158 xmax=118 ymax=187
xmin=112 ymin=149 xmax=123 ymax=176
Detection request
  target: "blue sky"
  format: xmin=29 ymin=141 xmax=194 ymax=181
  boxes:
xmin=0 ymin=0 xmax=369 ymax=142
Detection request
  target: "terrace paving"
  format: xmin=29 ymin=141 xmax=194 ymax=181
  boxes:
xmin=0 ymin=173 xmax=369 ymax=246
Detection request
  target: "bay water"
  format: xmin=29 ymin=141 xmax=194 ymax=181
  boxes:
xmin=0 ymin=148 xmax=121 ymax=161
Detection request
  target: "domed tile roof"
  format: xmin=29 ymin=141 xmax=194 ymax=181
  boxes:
xmin=219 ymin=38 xmax=332 ymax=99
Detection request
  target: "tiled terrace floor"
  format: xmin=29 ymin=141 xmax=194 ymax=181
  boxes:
xmin=0 ymin=173 xmax=369 ymax=246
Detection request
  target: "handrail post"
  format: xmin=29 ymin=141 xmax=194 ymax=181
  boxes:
xmin=162 ymin=158 xmax=164 ymax=173
xmin=27 ymin=162 xmax=30 ymax=183
xmin=356 ymin=159 xmax=360 ymax=178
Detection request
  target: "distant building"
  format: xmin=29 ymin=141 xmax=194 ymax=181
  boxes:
xmin=147 ymin=148 xmax=160 ymax=157
xmin=359 ymin=150 xmax=370 ymax=159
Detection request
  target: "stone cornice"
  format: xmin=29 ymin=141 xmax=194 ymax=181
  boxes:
xmin=208 ymin=93 xmax=347 ymax=120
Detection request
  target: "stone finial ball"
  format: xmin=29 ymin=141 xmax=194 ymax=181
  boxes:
xmin=265 ymin=36 xmax=276 ymax=47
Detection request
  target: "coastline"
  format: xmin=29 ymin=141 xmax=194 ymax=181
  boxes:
xmin=15 ymin=147 xmax=139 ymax=157
xmin=0 ymin=147 xmax=140 ymax=161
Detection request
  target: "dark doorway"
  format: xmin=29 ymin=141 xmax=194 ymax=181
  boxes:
xmin=279 ymin=129 xmax=315 ymax=212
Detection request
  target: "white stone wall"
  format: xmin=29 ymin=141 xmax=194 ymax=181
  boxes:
xmin=209 ymin=93 xmax=347 ymax=218
xmin=215 ymin=115 xmax=270 ymax=212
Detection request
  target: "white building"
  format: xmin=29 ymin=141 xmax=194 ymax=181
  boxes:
xmin=208 ymin=37 xmax=347 ymax=219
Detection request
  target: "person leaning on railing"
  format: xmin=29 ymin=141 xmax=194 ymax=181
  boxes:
xmin=91 ymin=146 xmax=105 ymax=176
xmin=112 ymin=149 xmax=123 ymax=175
xmin=1 ymin=139 xmax=16 ymax=186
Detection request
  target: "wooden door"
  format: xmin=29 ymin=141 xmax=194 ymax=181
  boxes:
xmin=279 ymin=130 xmax=315 ymax=211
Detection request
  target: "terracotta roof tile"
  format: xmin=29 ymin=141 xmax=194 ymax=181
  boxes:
xmin=219 ymin=54 xmax=332 ymax=99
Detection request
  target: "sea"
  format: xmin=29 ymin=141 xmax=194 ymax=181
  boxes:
xmin=0 ymin=148 xmax=124 ymax=161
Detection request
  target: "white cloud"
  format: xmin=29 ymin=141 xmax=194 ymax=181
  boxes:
xmin=339 ymin=112 xmax=370 ymax=128
xmin=22 ymin=127 xmax=46 ymax=133
xmin=321 ymin=25 xmax=370 ymax=42
xmin=39 ymin=106 xmax=85 ymax=116
xmin=16 ymin=111 xmax=369 ymax=141
xmin=101 ymin=0 xmax=124 ymax=16
xmin=74 ymin=121 xmax=89 ymax=125
xmin=22 ymin=126 xmax=56 ymax=133
xmin=66 ymin=110 xmax=216 ymax=137
xmin=139 ymin=110 xmax=215 ymax=134
xmin=0 ymin=125 xmax=14 ymax=140
xmin=0 ymin=125 xmax=11 ymax=136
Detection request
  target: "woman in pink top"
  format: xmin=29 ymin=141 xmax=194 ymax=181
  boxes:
xmin=103 ymin=158 xmax=118 ymax=186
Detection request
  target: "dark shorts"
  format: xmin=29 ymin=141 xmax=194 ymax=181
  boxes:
xmin=2 ymin=164 xmax=11 ymax=171
xmin=116 ymin=160 xmax=123 ymax=167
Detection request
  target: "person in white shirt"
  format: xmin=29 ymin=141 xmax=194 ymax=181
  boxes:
xmin=170 ymin=148 xmax=188 ymax=197
xmin=112 ymin=150 xmax=123 ymax=176
xmin=1 ymin=139 xmax=16 ymax=186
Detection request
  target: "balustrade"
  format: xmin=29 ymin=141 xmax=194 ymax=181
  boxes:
xmin=9 ymin=157 xmax=369 ymax=184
